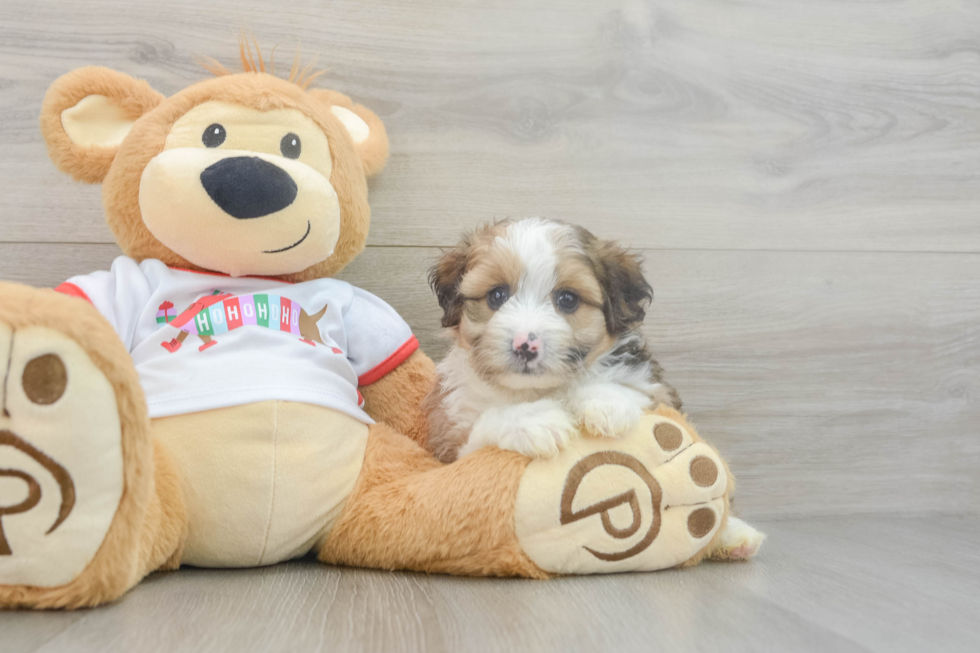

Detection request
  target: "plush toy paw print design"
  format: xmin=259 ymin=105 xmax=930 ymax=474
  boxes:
xmin=1 ymin=46 xmax=748 ymax=609
xmin=516 ymin=408 xmax=731 ymax=574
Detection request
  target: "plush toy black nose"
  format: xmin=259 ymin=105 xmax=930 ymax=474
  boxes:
xmin=200 ymin=156 xmax=298 ymax=219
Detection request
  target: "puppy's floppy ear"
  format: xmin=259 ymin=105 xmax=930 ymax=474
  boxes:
xmin=308 ymin=89 xmax=389 ymax=178
xmin=591 ymin=238 xmax=653 ymax=334
xmin=40 ymin=67 xmax=164 ymax=184
xmin=428 ymin=240 xmax=471 ymax=328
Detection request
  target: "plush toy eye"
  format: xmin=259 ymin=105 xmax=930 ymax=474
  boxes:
xmin=202 ymin=124 xmax=226 ymax=148
xmin=555 ymin=290 xmax=580 ymax=314
xmin=487 ymin=285 xmax=510 ymax=310
xmin=280 ymin=133 xmax=301 ymax=159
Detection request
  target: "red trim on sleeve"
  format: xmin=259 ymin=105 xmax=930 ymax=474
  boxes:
xmin=54 ymin=282 xmax=92 ymax=303
xmin=356 ymin=335 xmax=419 ymax=386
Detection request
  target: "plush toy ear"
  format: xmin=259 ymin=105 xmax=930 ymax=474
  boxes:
xmin=308 ymin=89 xmax=390 ymax=178
xmin=40 ymin=67 xmax=164 ymax=183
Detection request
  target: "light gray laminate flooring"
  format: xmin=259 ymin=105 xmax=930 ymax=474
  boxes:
xmin=1 ymin=0 xmax=978 ymax=650
xmin=3 ymin=517 xmax=977 ymax=653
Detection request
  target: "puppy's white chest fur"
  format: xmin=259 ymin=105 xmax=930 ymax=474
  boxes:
xmin=435 ymin=347 xmax=661 ymax=460
xmin=436 ymin=348 xmax=578 ymax=459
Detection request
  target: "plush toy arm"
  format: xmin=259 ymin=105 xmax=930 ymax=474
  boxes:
xmin=359 ymin=349 xmax=436 ymax=448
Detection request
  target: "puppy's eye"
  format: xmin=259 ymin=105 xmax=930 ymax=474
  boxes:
xmin=202 ymin=124 xmax=226 ymax=148
xmin=555 ymin=290 xmax=580 ymax=314
xmin=280 ymin=133 xmax=301 ymax=159
xmin=487 ymin=285 xmax=510 ymax=310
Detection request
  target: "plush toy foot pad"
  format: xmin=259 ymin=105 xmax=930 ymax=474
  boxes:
xmin=0 ymin=321 xmax=124 ymax=588
xmin=514 ymin=412 xmax=727 ymax=575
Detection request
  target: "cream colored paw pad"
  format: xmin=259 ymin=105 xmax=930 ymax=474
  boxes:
xmin=0 ymin=326 xmax=123 ymax=587
xmin=515 ymin=413 xmax=727 ymax=574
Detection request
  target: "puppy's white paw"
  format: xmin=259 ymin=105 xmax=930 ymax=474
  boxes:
xmin=570 ymin=383 xmax=648 ymax=438
xmin=461 ymin=400 xmax=579 ymax=459
xmin=709 ymin=516 xmax=766 ymax=561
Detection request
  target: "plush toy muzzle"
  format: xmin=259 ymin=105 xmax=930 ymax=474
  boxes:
xmin=139 ymin=146 xmax=340 ymax=277
xmin=137 ymin=99 xmax=342 ymax=278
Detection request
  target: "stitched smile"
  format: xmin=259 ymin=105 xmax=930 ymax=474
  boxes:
xmin=264 ymin=221 xmax=311 ymax=254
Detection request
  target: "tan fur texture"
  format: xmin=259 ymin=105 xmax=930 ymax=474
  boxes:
xmin=429 ymin=221 xmax=510 ymax=330
xmin=360 ymin=349 xmax=437 ymax=449
xmin=137 ymin=440 xmax=188 ymax=576
xmin=572 ymin=224 xmax=654 ymax=335
xmin=307 ymin=88 xmax=390 ymax=177
xmin=0 ymin=285 xmax=186 ymax=608
xmin=318 ymin=423 xmax=547 ymax=578
xmin=421 ymin=382 xmax=462 ymax=464
xmin=39 ymin=67 xmax=164 ymax=184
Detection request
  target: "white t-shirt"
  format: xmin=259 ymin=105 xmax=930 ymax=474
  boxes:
xmin=58 ymin=257 xmax=418 ymax=423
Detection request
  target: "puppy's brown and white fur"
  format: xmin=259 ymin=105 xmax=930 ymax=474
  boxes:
xmin=425 ymin=217 xmax=681 ymax=462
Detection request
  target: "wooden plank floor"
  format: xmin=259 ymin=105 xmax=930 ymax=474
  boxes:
xmin=1 ymin=0 xmax=979 ymax=649
xmin=3 ymin=517 xmax=978 ymax=653
xmin=5 ymin=1 xmax=980 ymax=253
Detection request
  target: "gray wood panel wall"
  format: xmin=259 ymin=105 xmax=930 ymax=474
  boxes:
xmin=1 ymin=0 xmax=977 ymax=520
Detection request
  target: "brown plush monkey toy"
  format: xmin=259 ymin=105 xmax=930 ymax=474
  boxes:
xmin=0 ymin=47 xmax=735 ymax=609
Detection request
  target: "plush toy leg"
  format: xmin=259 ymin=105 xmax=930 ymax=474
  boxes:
xmin=318 ymin=406 xmax=749 ymax=578
xmin=317 ymin=422 xmax=547 ymax=578
xmin=0 ymin=283 xmax=186 ymax=609
xmin=513 ymin=406 xmax=738 ymax=574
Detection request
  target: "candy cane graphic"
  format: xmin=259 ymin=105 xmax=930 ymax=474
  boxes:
xmin=160 ymin=292 xmax=329 ymax=353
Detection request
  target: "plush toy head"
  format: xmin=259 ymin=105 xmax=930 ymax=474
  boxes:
xmin=40 ymin=56 xmax=388 ymax=281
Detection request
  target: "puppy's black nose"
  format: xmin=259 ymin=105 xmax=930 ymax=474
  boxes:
xmin=200 ymin=156 xmax=298 ymax=219
xmin=514 ymin=341 xmax=539 ymax=362
xmin=516 ymin=346 xmax=538 ymax=362
xmin=512 ymin=332 xmax=541 ymax=362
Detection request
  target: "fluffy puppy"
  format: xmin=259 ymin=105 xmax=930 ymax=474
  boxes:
xmin=424 ymin=217 xmax=681 ymax=462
